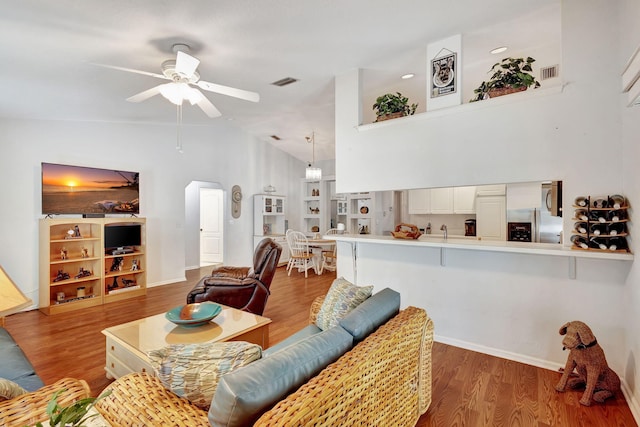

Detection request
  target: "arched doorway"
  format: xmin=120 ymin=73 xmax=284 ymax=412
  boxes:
xmin=185 ymin=181 xmax=225 ymax=269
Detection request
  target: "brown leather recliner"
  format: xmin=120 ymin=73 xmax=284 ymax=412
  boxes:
xmin=186 ymin=238 xmax=282 ymax=315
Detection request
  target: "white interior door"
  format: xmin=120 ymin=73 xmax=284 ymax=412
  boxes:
xmin=200 ymin=188 xmax=223 ymax=265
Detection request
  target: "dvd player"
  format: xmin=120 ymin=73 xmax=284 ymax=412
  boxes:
xmin=110 ymin=247 xmax=134 ymax=255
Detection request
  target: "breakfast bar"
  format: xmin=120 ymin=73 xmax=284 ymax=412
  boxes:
xmin=330 ymin=233 xmax=633 ymax=376
xmin=331 ymin=234 xmax=633 ymax=280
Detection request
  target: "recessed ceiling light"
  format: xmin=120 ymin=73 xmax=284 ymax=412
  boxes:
xmin=401 ymin=73 xmax=415 ymax=80
xmin=490 ymin=46 xmax=508 ymax=54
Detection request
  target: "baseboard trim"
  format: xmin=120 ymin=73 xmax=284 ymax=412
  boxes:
xmin=147 ymin=277 xmax=186 ymax=288
xmin=434 ymin=334 xmax=640 ymax=425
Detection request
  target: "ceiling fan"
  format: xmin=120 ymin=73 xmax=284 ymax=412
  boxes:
xmin=96 ymin=43 xmax=260 ymax=118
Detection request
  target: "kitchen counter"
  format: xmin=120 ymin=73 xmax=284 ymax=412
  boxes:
xmin=330 ymin=233 xmax=634 ymax=262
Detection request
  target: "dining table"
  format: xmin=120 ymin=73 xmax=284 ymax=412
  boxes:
xmin=307 ymin=238 xmax=336 ymax=274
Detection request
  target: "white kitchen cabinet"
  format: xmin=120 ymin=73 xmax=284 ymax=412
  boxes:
xmin=254 ymin=194 xmax=286 ymax=236
xmin=453 ymin=186 xmax=476 ymax=213
xmin=475 ymin=184 xmax=506 ymax=196
xmin=409 ymin=186 xmax=475 ymax=214
xmin=254 ymin=195 xmax=288 ymax=266
xmin=430 ymin=188 xmax=454 ymax=214
xmin=408 ymin=189 xmax=430 ymax=214
xmin=476 ymin=195 xmax=506 ymax=241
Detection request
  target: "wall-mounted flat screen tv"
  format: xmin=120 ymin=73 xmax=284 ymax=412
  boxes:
xmin=42 ymin=162 xmax=139 ymax=215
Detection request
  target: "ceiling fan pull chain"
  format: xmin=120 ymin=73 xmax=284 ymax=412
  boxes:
xmin=176 ymin=104 xmax=183 ymax=153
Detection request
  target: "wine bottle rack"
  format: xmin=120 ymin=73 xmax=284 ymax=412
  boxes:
xmin=571 ymin=195 xmax=630 ymax=253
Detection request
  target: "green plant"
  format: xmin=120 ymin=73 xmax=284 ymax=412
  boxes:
xmin=35 ymin=389 xmax=111 ymax=427
xmin=470 ymin=57 xmax=541 ymax=102
xmin=372 ymin=92 xmax=418 ymax=118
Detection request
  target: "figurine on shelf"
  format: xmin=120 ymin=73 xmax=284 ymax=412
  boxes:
xmin=81 ymin=247 xmax=89 ymax=258
xmin=73 ymin=225 xmax=81 ymax=238
xmin=74 ymin=267 xmax=92 ymax=279
xmin=110 ymin=257 xmax=124 ymax=272
xmin=53 ymin=270 xmax=70 ymax=282
xmin=121 ymin=278 xmax=136 ymax=287
xmin=60 ymin=248 xmax=67 ymax=260
xmin=108 ymin=277 xmax=119 ymax=291
xmin=131 ymin=259 xmax=139 ymax=271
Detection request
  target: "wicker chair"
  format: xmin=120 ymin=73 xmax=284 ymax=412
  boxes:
xmin=0 ymin=378 xmax=91 ymax=427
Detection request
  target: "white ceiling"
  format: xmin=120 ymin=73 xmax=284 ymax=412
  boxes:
xmin=0 ymin=0 xmax=559 ymax=162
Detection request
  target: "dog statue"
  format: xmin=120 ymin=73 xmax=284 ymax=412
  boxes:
xmin=555 ymin=321 xmax=620 ymax=406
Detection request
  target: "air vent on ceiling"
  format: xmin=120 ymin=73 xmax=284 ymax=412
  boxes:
xmin=271 ymin=77 xmax=298 ymax=87
xmin=540 ymin=65 xmax=559 ymax=80
xmin=270 ymin=135 xmax=281 ymax=141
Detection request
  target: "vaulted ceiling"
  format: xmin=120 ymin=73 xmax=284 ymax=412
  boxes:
xmin=0 ymin=0 xmax=559 ymax=162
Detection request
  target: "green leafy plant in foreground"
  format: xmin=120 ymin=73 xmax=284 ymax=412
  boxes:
xmin=372 ymin=92 xmax=418 ymax=118
xmin=34 ymin=389 xmax=111 ymax=427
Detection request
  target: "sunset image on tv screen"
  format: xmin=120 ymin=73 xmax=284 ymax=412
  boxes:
xmin=42 ymin=163 xmax=139 ymax=215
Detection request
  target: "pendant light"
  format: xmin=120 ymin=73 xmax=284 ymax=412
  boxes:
xmin=305 ymin=132 xmax=321 ymax=180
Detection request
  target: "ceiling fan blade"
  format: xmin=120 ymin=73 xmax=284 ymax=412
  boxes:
xmin=196 ymin=80 xmax=260 ymax=103
xmin=91 ymin=63 xmax=168 ymax=81
xmin=175 ymin=51 xmax=200 ymax=78
xmin=194 ymin=94 xmax=222 ymax=118
xmin=126 ymin=85 xmax=163 ymax=103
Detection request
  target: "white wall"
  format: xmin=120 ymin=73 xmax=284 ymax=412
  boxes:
xmin=335 ymin=0 xmax=640 ymax=418
xmin=620 ymin=0 xmax=640 ymax=417
xmin=0 ymin=118 xmax=305 ymax=306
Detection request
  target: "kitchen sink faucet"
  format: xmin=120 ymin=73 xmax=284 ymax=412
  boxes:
xmin=440 ymin=224 xmax=447 ymax=239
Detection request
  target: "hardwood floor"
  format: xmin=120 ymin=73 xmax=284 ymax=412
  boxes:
xmin=5 ymin=267 xmax=636 ymax=426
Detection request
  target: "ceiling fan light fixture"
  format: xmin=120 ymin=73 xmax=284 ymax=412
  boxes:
xmin=159 ymin=83 xmax=185 ymax=105
xmin=158 ymin=83 xmax=204 ymax=106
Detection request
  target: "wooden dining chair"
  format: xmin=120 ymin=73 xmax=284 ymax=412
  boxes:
xmin=319 ymin=229 xmax=338 ymax=274
xmin=285 ymin=230 xmax=317 ymax=278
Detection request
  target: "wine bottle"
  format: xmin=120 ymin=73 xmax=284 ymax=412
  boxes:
xmin=608 ymin=209 xmax=627 ymax=222
xmin=575 ymin=209 xmax=589 ymax=221
xmin=574 ymin=196 xmax=589 ymax=207
xmin=592 ymin=197 xmax=609 ymax=208
xmin=571 ymin=235 xmax=589 ymax=249
xmin=589 ymin=223 xmax=606 ymax=236
xmin=588 ymin=210 xmax=607 ymax=223
xmin=573 ymin=222 xmax=588 ymax=234
xmin=589 ymin=237 xmax=608 ymax=250
xmin=608 ymin=194 xmax=626 ymax=209
xmin=608 ymin=237 xmax=628 ymax=251
xmin=608 ymin=222 xmax=626 ymax=236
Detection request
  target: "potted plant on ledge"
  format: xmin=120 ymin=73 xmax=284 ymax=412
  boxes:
xmin=470 ymin=57 xmax=541 ymax=102
xmin=372 ymin=92 xmax=418 ymax=122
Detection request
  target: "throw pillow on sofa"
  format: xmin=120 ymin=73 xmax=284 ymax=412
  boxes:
xmin=147 ymin=341 xmax=262 ymax=410
xmin=0 ymin=378 xmax=27 ymax=402
xmin=315 ymin=277 xmax=373 ymax=330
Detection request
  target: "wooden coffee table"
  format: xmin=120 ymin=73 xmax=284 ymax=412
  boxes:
xmin=102 ymin=305 xmax=271 ymax=379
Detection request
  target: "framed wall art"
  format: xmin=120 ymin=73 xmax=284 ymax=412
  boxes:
xmin=426 ymin=34 xmax=462 ymax=111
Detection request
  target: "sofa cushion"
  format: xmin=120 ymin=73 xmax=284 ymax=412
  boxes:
xmin=208 ymin=325 xmax=353 ymax=427
xmin=0 ymin=328 xmax=43 ymax=391
xmin=339 ymin=287 xmax=400 ymax=343
xmin=262 ymin=324 xmax=322 ymax=357
xmin=315 ymin=277 xmax=373 ymax=331
xmin=0 ymin=378 xmax=27 ymax=402
xmin=147 ymin=341 xmax=262 ymax=410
